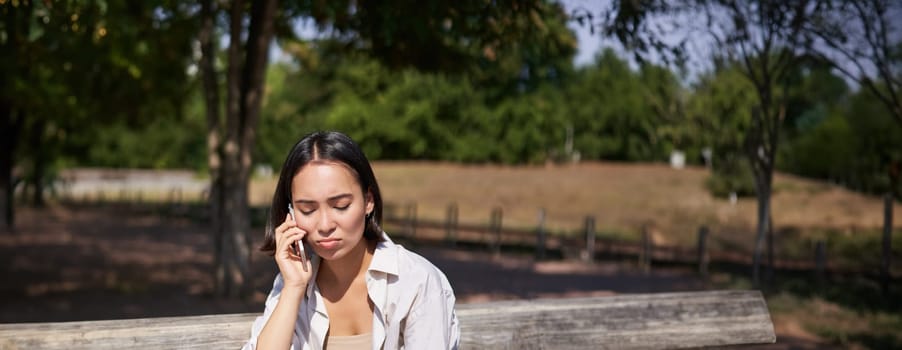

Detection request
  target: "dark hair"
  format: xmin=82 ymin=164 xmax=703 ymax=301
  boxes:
xmin=261 ymin=131 xmax=384 ymax=255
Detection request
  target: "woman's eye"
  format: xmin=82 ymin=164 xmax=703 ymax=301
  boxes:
xmin=300 ymin=209 xmax=315 ymax=215
xmin=335 ymin=204 xmax=350 ymax=211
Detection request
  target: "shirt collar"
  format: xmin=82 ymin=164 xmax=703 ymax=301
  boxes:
xmin=366 ymin=233 xmax=399 ymax=277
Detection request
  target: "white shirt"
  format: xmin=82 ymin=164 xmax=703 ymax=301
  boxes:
xmin=242 ymin=234 xmax=460 ymax=350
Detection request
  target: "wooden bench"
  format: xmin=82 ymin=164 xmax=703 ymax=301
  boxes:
xmin=0 ymin=290 xmax=775 ymax=349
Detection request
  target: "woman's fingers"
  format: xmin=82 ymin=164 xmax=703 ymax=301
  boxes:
xmin=285 ymin=231 xmax=307 ymax=255
xmin=276 ymin=215 xmax=307 ymax=261
xmin=272 ymin=213 xmax=312 ymax=290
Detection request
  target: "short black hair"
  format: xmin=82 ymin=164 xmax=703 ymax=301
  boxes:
xmin=261 ymin=131 xmax=384 ymax=255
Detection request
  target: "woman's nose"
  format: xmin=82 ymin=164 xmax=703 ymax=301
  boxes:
xmin=316 ymin=210 xmax=336 ymax=234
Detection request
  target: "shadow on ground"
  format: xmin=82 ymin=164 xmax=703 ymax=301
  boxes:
xmin=0 ymin=206 xmax=835 ymax=349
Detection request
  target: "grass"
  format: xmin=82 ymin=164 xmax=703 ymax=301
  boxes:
xmin=709 ymin=262 xmax=902 ymax=349
xmin=250 ymin=161 xmax=901 ymax=246
xmin=768 ymin=292 xmax=902 ymax=349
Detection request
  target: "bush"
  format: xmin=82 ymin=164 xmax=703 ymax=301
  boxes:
xmin=705 ymin=155 xmax=757 ymax=198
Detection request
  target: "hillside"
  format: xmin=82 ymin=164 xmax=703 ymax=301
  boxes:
xmin=250 ymin=161 xmax=901 ymax=248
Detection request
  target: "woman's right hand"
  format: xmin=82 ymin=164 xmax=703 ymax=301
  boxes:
xmin=274 ymin=213 xmax=313 ymax=291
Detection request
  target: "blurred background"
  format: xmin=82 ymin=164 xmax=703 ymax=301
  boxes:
xmin=1 ymin=0 xmax=901 ymax=348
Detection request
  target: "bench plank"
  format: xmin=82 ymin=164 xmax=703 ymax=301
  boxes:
xmin=0 ymin=290 xmax=774 ymax=349
xmin=456 ymin=290 xmax=775 ymax=349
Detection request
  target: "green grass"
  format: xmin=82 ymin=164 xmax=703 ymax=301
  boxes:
xmin=713 ymin=268 xmax=902 ymax=350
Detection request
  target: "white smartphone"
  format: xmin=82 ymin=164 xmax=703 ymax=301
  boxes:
xmin=287 ymin=203 xmax=308 ymax=272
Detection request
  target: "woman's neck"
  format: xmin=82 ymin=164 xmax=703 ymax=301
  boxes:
xmin=318 ymin=239 xmax=375 ymax=285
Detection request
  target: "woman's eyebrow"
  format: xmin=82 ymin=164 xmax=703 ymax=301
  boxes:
xmin=327 ymin=193 xmax=353 ymax=202
xmin=295 ymin=193 xmax=353 ymax=204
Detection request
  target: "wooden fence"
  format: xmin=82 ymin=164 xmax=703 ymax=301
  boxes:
xmin=382 ymin=201 xmax=899 ymax=289
xmin=0 ymin=290 xmax=774 ymax=349
xmin=54 ymin=190 xmax=899 ymax=289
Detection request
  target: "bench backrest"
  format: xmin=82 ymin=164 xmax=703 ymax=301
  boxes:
xmin=0 ymin=290 xmax=774 ymax=349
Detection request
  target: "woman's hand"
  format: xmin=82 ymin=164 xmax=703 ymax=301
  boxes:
xmin=274 ymin=213 xmax=313 ymax=291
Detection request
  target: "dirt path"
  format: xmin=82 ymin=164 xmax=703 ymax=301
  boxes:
xmin=0 ymin=206 xmax=831 ymax=348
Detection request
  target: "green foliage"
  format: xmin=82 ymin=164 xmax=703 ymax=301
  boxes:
xmin=705 ymin=154 xmax=757 ymax=198
xmin=563 ymin=49 xmax=675 ymax=161
xmin=256 ymin=44 xmax=686 ymax=166
xmin=255 ymin=63 xmax=320 ymax=168
xmin=684 ymin=67 xmax=756 ymax=165
xmin=7 ymin=0 xmax=900 ymax=207
xmin=780 ymin=66 xmax=902 ymax=198
xmin=86 ymin=114 xmax=206 ymax=169
xmin=312 ymin=0 xmax=578 ymax=90
xmin=3 ymin=0 xmax=199 ymax=170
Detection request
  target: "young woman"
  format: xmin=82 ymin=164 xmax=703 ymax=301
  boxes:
xmin=243 ymin=131 xmax=459 ymax=350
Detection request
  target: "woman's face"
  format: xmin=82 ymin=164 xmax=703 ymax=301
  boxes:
xmin=290 ymin=162 xmax=373 ymax=262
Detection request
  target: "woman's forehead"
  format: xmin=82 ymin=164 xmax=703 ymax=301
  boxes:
xmin=290 ymin=162 xmax=361 ymax=197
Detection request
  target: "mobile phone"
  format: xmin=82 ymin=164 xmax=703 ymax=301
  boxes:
xmin=287 ymin=203 xmax=308 ymax=272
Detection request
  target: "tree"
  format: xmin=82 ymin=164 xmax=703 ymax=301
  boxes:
xmin=805 ymin=1 xmax=901 ymax=127
xmin=199 ymin=0 xmax=577 ymax=295
xmin=303 ymin=0 xmax=577 ymax=99
xmin=563 ymin=49 xmax=674 ymax=162
xmin=599 ymin=0 xmax=819 ymax=286
xmin=198 ymin=0 xmax=277 ymax=297
xmin=802 ymin=0 xmax=901 ymax=293
xmin=0 ymin=0 xmax=196 ymax=228
xmin=683 ymin=66 xmax=758 ymax=197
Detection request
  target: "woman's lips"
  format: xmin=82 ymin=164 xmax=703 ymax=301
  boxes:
xmin=317 ymin=238 xmax=341 ymax=250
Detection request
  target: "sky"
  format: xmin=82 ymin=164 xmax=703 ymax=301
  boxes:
xmin=559 ymin=0 xmax=609 ymax=66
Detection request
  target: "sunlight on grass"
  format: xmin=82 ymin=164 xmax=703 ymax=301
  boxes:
xmin=768 ymin=292 xmax=902 ymax=350
xmin=249 ymin=161 xmax=901 ymax=249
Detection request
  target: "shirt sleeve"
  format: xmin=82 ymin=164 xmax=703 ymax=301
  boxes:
xmin=242 ymin=273 xmax=303 ymax=350
xmin=402 ymin=269 xmax=460 ymax=350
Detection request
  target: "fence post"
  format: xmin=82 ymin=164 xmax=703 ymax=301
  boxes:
xmin=640 ymin=225 xmax=652 ymax=273
xmin=697 ymin=226 xmax=709 ymax=278
xmin=815 ymin=240 xmax=826 ymax=288
xmin=882 ymin=193 xmax=893 ymax=294
xmin=490 ymin=207 xmax=503 ymax=256
xmin=169 ymin=187 xmax=184 ymax=214
xmin=168 ymin=188 xmax=177 ymax=208
xmin=445 ymin=203 xmax=458 ymax=246
xmin=536 ymin=208 xmax=546 ymax=260
xmin=406 ymin=202 xmax=417 ymax=240
xmin=582 ymin=216 xmax=595 ymax=263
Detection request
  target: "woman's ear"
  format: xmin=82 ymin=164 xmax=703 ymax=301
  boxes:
xmin=365 ymin=189 xmax=375 ymax=216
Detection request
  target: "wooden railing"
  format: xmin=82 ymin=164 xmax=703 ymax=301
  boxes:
xmin=0 ymin=290 xmax=774 ymax=349
xmin=382 ymin=202 xmax=901 ymax=286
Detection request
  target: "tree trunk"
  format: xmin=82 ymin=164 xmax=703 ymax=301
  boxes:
xmin=0 ymin=102 xmax=20 ymax=230
xmin=206 ymin=0 xmax=277 ymax=298
xmin=199 ymin=0 xmax=226 ymax=296
xmin=882 ymin=192 xmax=893 ymax=294
xmin=766 ymin=209 xmax=774 ymax=286
xmin=751 ymin=182 xmax=771 ymax=286
xmin=747 ymin=102 xmax=781 ymax=288
xmin=29 ymin=118 xmax=46 ymax=207
xmin=0 ymin=0 xmax=30 ymax=230
xmin=232 ymin=0 xmax=277 ymax=297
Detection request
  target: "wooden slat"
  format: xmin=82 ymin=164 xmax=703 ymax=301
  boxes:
xmin=456 ymin=290 xmax=775 ymax=349
xmin=0 ymin=290 xmax=774 ymax=350
xmin=0 ymin=313 xmax=256 ymax=350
